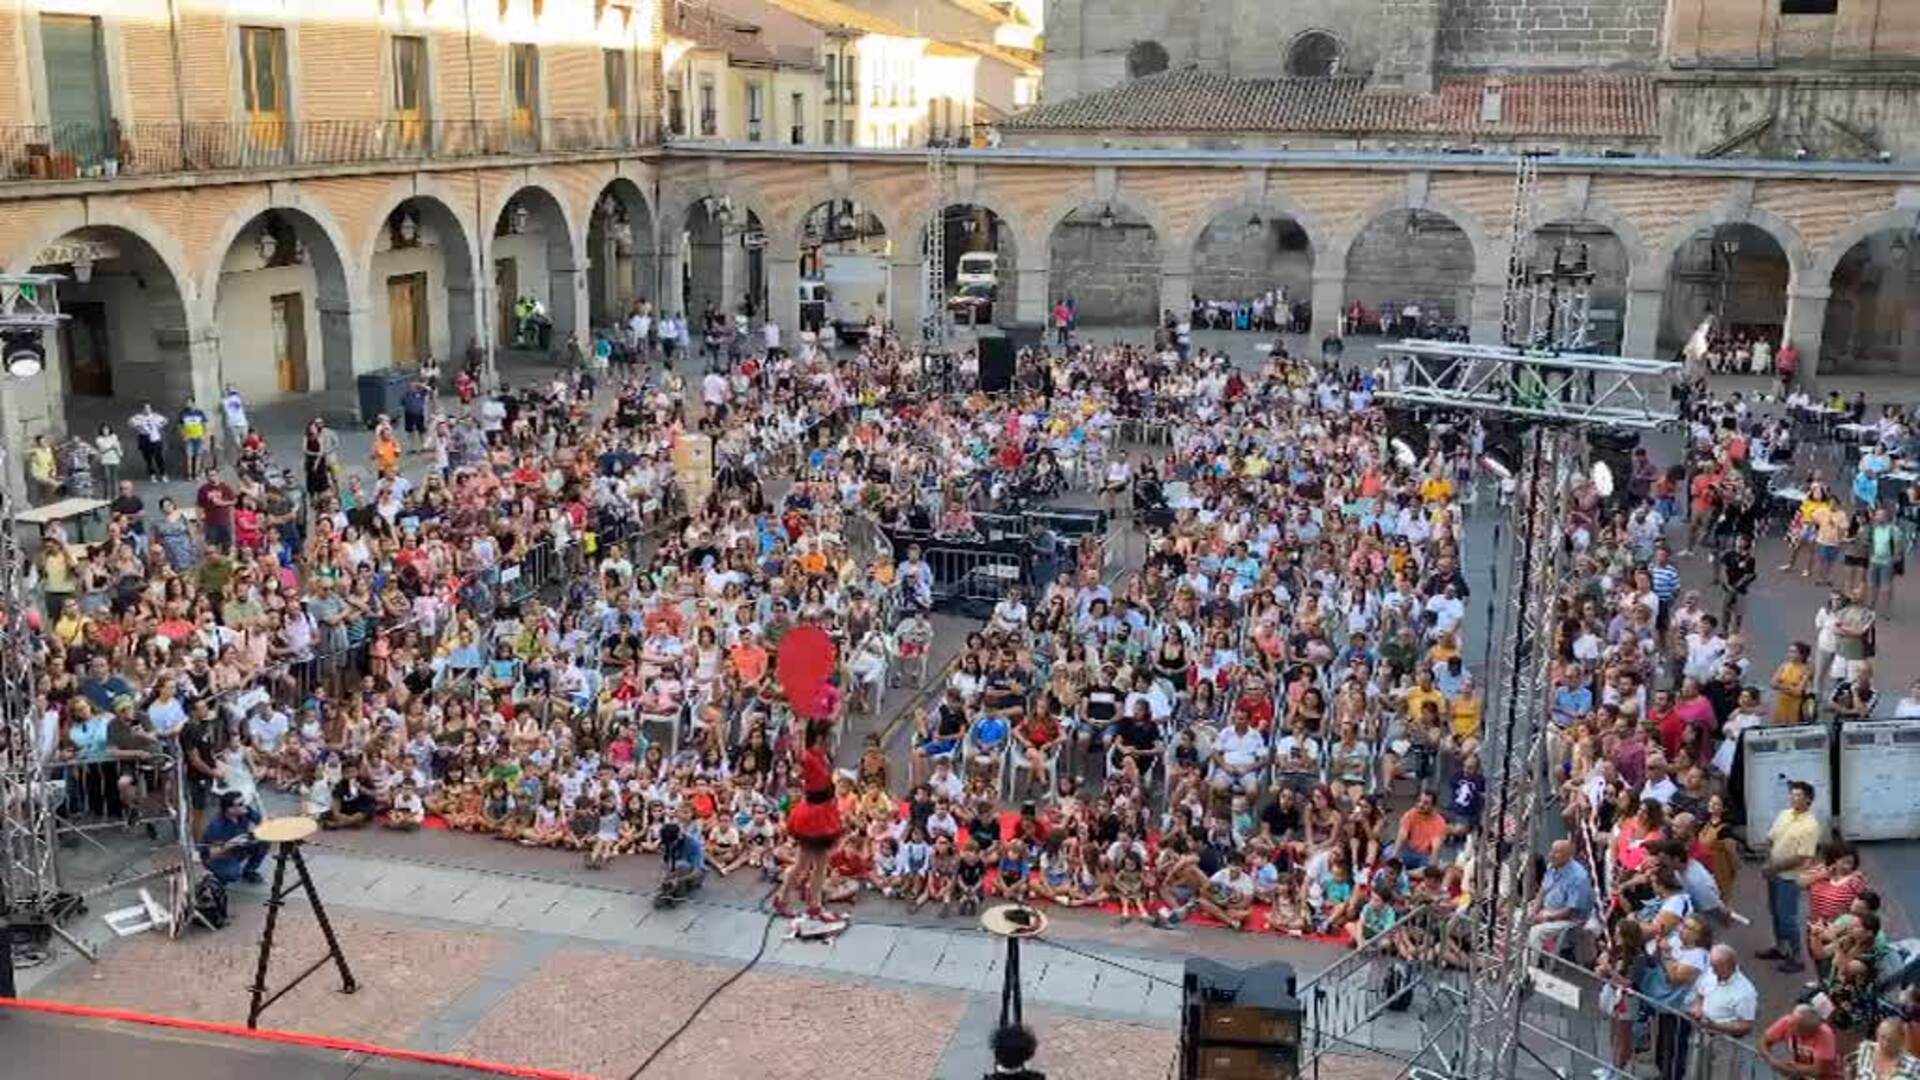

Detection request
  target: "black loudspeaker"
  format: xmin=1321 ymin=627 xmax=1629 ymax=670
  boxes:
xmin=978 ymin=334 xmax=1015 ymax=393
xmin=1181 ymin=959 xmax=1302 ymax=1080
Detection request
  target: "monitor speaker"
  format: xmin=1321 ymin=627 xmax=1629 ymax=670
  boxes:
xmin=1181 ymin=959 xmax=1302 ymax=1080
xmin=978 ymin=334 xmax=1015 ymax=393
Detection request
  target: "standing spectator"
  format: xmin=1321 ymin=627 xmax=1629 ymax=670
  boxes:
xmin=401 ymin=378 xmax=432 ymax=452
xmin=1760 ymin=780 xmax=1822 ymax=974
xmin=1777 ymin=339 xmax=1800 ymax=396
xmin=1763 ymin=1003 xmax=1842 ymax=1080
xmin=1719 ymin=533 xmax=1757 ymax=630
xmin=24 ymin=434 xmax=56 ymax=503
xmin=1691 ymin=943 xmax=1759 ymax=1058
xmin=1866 ymin=507 xmax=1908 ymax=614
xmin=129 ymin=401 xmax=168 ymax=481
xmin=93 ymin=422 xmax=122 ymax=492
xmin=178 ymin=396 xmax=210 ymax=480
xmin=220 ymin=384 xmax=250 ymax=462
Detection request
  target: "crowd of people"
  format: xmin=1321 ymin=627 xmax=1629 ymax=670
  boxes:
xmin=20 ymin=293 xmax=1920 ymax=1078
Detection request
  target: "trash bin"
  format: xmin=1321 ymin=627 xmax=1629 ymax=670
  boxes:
xmin=355 ymin=369 xmax=413 ymax=428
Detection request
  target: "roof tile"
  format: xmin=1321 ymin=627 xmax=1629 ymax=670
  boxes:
xmin=1001 ymin=68 xmax=1657 ymax=140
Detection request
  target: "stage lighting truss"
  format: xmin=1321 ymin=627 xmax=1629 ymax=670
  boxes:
xmin=1378 ymin=339 xmax=1678 ymax=431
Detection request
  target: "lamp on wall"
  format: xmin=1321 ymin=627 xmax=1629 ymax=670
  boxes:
xmin=510 ymin=203 xmax=532 ymax=235
xmin=1244 ymin=211 xmax=1264 ymax=238
xmin=70 ymin=259 xmax=93 ymax=285
xmin=255 ymin=229 xmax=280 ymax=264
xmin=1097 ymin=204 xmax=1116 ymax=230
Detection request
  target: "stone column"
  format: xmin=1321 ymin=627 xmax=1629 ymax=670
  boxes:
xmin=767 ymin=254 xmax=801 ymax=336
xmin=1784 ymin=285 xmax=1832 ymax=389
xmin=446 ymin=282 xmax=481 ymax=363
xmin=1160 ymin=262 xmax=1192 ymax=325
xmin=547 ymin=261 xmax=587 ymax=347
xmin=719 ymin=237 xmax=745 ymax=316
xmin=658 ymin=240 xmax=685 ymax=316
xmin=314 ymin=297 xmax=373 ymax=389
xmin=1015 ymin=262 xmax=1049 ymax=326
xmin=1468 ymin=279 xmax=1508 ymax=345
xmin=1622 ymin=285 xmax=1665 ymax=359
xmin=889 ymin=256 xmax=923 ymax=339
xmin=1309 ymin=271 xmax=1346 ymax=351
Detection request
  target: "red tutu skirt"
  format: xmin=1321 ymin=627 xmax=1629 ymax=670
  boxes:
xmin=788 ymin=795 xmax=842 ymax=843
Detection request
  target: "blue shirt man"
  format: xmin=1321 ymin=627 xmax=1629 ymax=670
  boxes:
xmin=201 ymin=791 xmax=267 ymax=884
xmin=1527 ymin=840 xmax=1595 ymax=952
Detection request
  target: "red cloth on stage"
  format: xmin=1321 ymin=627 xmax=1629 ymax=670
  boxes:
xmin=787 ymin=747 xmax=842 ymax=840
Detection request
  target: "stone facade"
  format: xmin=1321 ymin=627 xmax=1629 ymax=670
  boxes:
xmin=1048 ymin=216 xmax=1162 ymax=324
xmin=1436 ymin=0 xmax=1665 ymax=70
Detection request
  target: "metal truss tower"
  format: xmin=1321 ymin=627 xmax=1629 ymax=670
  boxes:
xmin=1499 ymin=154 xmax=1541 ymax=348
xmin=923 ymin=147 xmax=950 ymax=351
xmin=1378 ymin=153 xmax=1672 ymax=1080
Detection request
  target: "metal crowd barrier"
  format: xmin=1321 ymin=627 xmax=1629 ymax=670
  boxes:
xmin=923 ymin=545 xmax=1025 ymax=605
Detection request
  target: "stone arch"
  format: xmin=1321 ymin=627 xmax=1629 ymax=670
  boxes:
xmin=586 ymin=175 xmax=659 ymax=324
xmin=1175 ymin=189 xmax=1331 ymax=270
xmin=670 ymin=187 xmax=773 ymax=322
xmin=788 ymin=180 xmax=904 ymax=254
xmin=18 ymin=219 xmax=197 ymax=439
xmin=484 ymin=182 xmax=584 ymax=352
xmin=1035 ymin=186 xmax=1175 ymax=263
xmin=1044 ymin=195 xmax=1166 ymax=325
xmin=1642 ymin=202 xmax=1813 ymax=291
xmin=203 ymin=200 xmax=359 ymax=397
xmin=1810 ymin=207 xmax=1918 ymax=284
xmin=199 ymin=191 xmax=361 ymax=328
xmin=905 ymin=187 xmax=1042 ymax=272
xmin=1340 ymin=203 xmax=1485 ymax=334
xmin=1815 ymin=210 xmax=1920 ymax=374
xmin=1530 ymin=197 xmax=1651 ymax=282
xmin=1327 ymin=192 xmax=1503 ymax=288
xmin=361 ymin=186 xmax=481 ymax=369
xmin=6 ymin=202 xmax=200 ymax=316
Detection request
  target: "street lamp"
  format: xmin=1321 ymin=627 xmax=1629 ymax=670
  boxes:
xmin=1097 ymin=204 xmax=1116 ymax=230
xmin=1245 ymin=211 xmax=1264 ymax=238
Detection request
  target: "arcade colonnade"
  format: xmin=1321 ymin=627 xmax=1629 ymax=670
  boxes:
xmin=0 ymin=150 xmax=1914 ymax=454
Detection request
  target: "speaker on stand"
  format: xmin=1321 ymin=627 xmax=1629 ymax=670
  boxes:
xmin=978 ymin=333 xmax=1015 ymax=394
xmin=1180 ymin=958 xmax=1303 ymax=1080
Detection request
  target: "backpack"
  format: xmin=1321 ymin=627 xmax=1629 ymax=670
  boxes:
xmin=194 ymin=875 xmax=230 ymax=930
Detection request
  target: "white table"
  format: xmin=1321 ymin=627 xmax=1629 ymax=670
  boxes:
xmin=15 ymin=497 xmax=111 ymax=541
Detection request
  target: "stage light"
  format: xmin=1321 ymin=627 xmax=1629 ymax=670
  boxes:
xmin=1590 ymin=459 xmax=1615 ymax=497
xmin=1 ymin=330 xmax=44 ymax=379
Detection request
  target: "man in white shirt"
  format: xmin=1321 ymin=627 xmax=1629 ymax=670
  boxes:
xmin=989 ymin=588 xmax=1029 ymax=634
xmin=1683 ymin=616 xmax=1728 ymax=684
xmin=1690 ymin=944 xmax=1758 ymax=1039
xmin=1423 ymin=585 xmax=1465 ymax=640
xmin=762 ymin=319 xmax=782 ymax=361
xmin=1209 ymin=715 xmax=1269 ymax=797
xmin=701 ymin=369 xmax=729 ymax=413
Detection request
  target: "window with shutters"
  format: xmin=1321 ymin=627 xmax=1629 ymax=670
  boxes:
xmin=391 ymin=36 xmax=428 ymax=155
xmin=41 ymin=15 xmax=112 ymax=166
xmin=790 ymin=92 xmax=804 ymax=145
xmin=747 ymin=83 xmax=763 ymax=142
xmin=604 ymin=49 xmax=629 ymax=142
xmin=239 ymin=27 xmax=289 ymax=155
xmin=510 ymin=43 xmax=540 ymax=148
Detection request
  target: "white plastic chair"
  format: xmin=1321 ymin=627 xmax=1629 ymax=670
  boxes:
xmin=1006 ymin=730 xmax=1062 ymax=801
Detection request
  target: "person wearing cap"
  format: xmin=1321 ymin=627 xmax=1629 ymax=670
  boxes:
xmin=202 ymin=789 xmax=267 ymax=885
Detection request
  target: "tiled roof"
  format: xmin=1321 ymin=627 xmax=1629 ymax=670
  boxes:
xmin=761 ymin=0 xmax=920 ymax=38
xmin=667 ymin=6 xmax=792 ymax=65
xmin=1001 ymin=68 xmax=1658 ymax=139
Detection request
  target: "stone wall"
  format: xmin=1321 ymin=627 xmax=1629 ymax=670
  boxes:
xmin=1437 ymin=0 xmax=1664 ymax=70
xmin=1191 ymin=218 xmax=1314 ymax=305
xmin=1823 ymin=234 xmax=1920 ymax=375
xmin=1344 ymin=213 xmax=1476 ymax=325
xmin=1659 ymin=76 xmax=1920 ymax=163
xmin=1048 ymin=218 xmax=1162 ymax=324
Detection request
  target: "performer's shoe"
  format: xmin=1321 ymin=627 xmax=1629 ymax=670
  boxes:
xmin=807 ymin=907 xmax=845 ymax=924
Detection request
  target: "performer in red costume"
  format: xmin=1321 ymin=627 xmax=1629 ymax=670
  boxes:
xmin=778 ymin=721 xmax=844 ymax=921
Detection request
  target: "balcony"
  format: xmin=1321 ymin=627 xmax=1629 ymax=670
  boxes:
xmin=0 ymin=116 xmax=663 ymax=185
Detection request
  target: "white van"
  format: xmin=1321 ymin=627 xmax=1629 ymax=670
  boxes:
xmin=955 ymin=251 xmax=999 ymax=288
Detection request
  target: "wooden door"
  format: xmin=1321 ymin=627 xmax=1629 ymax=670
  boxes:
xmin=271 ymin=292 xmax=307 ymax=393
xmin=387 ymin=273 xmax=427 ymax=367
xmin=59 ymin=301 xmax=111 ymax=396
xmin=494 ymin=258 xmax=518 ymax=348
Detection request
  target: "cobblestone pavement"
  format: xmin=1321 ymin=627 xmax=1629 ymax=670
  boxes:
xmin=44 ymin=906 xmax=507 ymax=1049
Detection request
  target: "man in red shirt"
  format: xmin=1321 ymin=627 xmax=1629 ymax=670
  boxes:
xmin=1761 ymin=1004 xmax=1839 ymax=1080
xmin=1233 ymin=674 xmax=1276 ymax=732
